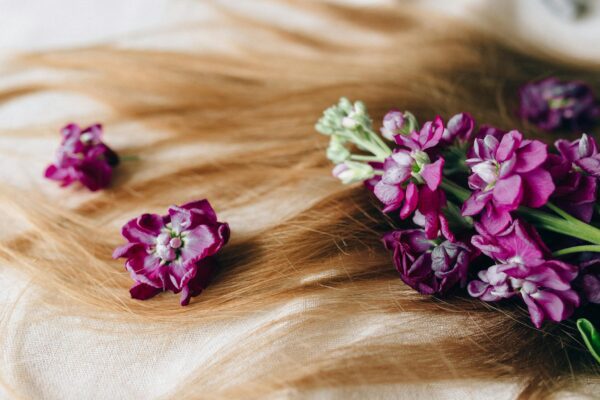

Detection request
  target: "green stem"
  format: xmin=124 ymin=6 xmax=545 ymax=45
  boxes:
xmin=350 ymin=154 xmax=382 ymax=162
xmin=440 ymin=180 xmax=470 ymax=202
xmin=523 ymin=207 xmax=600 ymax=245
xmin=120 ymin=155 xmax=140 ymax=162
xmin=440 ymin=180 xmax=600 ymax=245
xmin=364 ymin=127 xmax=393 ymax=156
xmin=553 ymin=245 xmax=600 ymax=257
xmin=546 ymin=202 xmax=579 ymax=222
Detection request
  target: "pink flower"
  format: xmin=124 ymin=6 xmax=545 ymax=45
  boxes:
xmin=462 ymin=130 xmax=555 ymax=234
xmin=382 ymin=229 xmax=473 ymax=295
xmin=113 ymin=200 xmax=230 ymax=305
xmin=545 ymin=134 xmax=599 ymax=222
xmin=441 ymin=112 xmax=475 ymax=145
xmin=468 ymin=220 xmax=580 ymax=328
xmin=373 ymin=117 xmax=452 ymax=240
xmin=44 ymin=123 xmax=119 ymax=191
xmin=556 ymin=133 xmax=600 ymax=178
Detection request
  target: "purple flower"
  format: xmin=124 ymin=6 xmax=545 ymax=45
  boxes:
xmin=45 ymin=123 xmax=120 ymax=191
xmin=519 ymin=78 xmax=600 ymax=131
xmin=545 ymin=134 xmax=599 ymax=222
xmin=577 ymin=254 xmax=600 ymax=304
xmin=380 ymin=110 xmax=417 ymax=141
xmin=373 ymin=117 xmax=452 ymax=240
xmin=462 ymin=130 xmax=555 ymax=234
xmin=113 ymin=200 xmax=230 ymax=305
xmin=383 ymin=229 xmax=473 ymax=295
xmin=556 ymin=133 xmax=600 ymax=178
xmin=469 ymin=220 xmax=580 ymax=328
xmin=441 ymin=112 xmax=475 ymax=145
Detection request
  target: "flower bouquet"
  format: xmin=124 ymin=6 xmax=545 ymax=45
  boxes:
xmin=316 ymin=94 xmax=600 ymax=362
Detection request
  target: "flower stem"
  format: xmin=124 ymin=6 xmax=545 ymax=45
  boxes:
xmin=546 ymin=202 xmax=579 ymax=223
xmin=350 ymin=154 xmax=383 ymax=162
xmin=553 ymin=245 xmax=600 ymax=257
xmin=440 ymin=180 xmax=470 ymax=202
xmin=522 ymin=207 xmax=600 ymax=245
xmin=440 ymin=179 xmax=600 ymax=245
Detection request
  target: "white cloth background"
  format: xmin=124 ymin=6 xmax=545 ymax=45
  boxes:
xmin=1 ymin=1 xmax=599 ymax=399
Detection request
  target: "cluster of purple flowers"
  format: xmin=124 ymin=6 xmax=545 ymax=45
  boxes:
xmin=375 ymin=109 xmax=599 ymax=328
xmin=316 ymin=82 xmax=600 ymax=330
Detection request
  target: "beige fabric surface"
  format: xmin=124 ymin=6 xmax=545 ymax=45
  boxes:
xmin=1 ymin=1 xmax=599 ymax=399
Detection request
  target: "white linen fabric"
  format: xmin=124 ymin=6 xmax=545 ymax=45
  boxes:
xmin=0 ymin=1 xmax=599 ymax=399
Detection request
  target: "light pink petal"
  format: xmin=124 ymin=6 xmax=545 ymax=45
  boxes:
xmin=421 ymin=158 xmax=445 ymax=191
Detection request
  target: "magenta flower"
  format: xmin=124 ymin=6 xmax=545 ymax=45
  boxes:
xmin=44 ymin=123 xmax=119 ymax=191
xmin=381 ymin=110 xmax=405 ymax=141
xmin=556 ymin=133 xmax=600 ymax=178
xmin=545 ymin=134 xmax=600 ymax=222
xmin=113 ymin=200 xmax=230 ymax=305
xmin=373 ymin=117 xmax=452 ymax=240
xmin=383 ymin=229 xmax=473 ymax=295
xmin=462 ymin=130 xmax=555 ymax=234
xmin=468 ymin=220 xmax=580 ymax=328
xmin=441 ymin=112 xmax=475 ymax=145
xmin=578 ymin=254 xmax=600 ymax=305
xmin=519 ymin=78 xmax=600 ymax=131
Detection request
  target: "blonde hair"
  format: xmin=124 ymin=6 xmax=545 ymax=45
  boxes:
xmin=0 ymin=1 xmax=598 ymax=398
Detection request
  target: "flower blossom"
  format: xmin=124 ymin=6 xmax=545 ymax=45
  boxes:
xmin=462 ymin=130 xmax=555 ymax=234
xmin=380 ymin=110 xmax=418 ymax=141
xmin=373 ymin=117 xmax=452 ymax=240
xmin=547 ymin=134 xmax=599 ymax=222
xmin=441 ymin=112 xmax=475 ymax=145
xmin=44 ymin=123 xmax=119 ymax=191
xmin=113 ymin=200 xmax=230 ymax=305
xmin=519 ymin=77 xmax=600 ymax=131
xmin=577 ymin=254 xmax=600 ymax=305
xmin=468 ymin=220 xmax=580 ymax=328
xmin=382 ymin=229 xmax=473 ymax=295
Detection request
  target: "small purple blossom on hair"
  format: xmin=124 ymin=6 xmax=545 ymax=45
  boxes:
xmin=44 ymin=123 xmax=119 ymax=191
xmin=113 ymin=200 xmax=230 ymax=305
xmin=519 ymin=77 xmax=600 ymax=131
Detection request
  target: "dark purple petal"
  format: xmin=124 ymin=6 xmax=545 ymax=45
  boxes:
xmin=121 ymin=214 xmax=164 ymax=245
xmin=130 ymin=282 xmax=162 ymax=301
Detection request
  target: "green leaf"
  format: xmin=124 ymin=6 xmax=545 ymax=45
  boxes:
xmin=577 ymin=318 xmax=600 ymax=364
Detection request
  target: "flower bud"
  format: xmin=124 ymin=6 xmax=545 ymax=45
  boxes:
xmin=380 ymin=110 xmax=418 ymax=141
xmin=326 ymin=136 xmax=351 ymax=164
xmin=332 ymin=161 xmax=375 ymax=184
